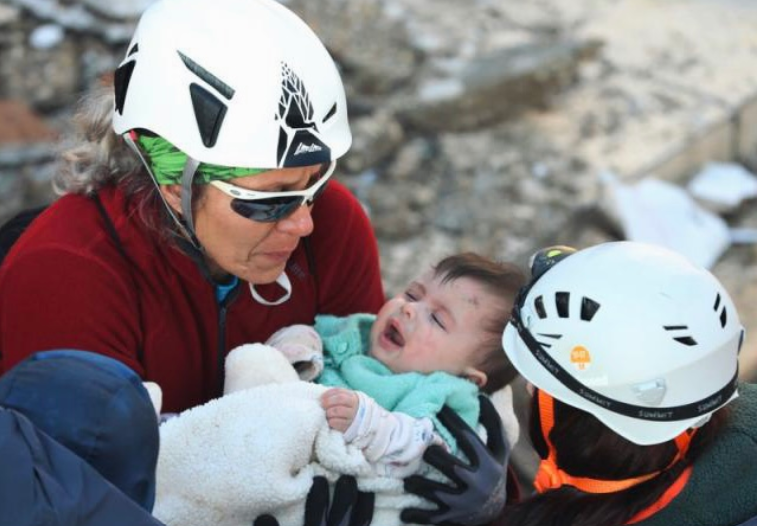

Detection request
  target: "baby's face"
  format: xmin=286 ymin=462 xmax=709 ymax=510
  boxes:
xmin=369 ymin=270 xmax=499 ymax=376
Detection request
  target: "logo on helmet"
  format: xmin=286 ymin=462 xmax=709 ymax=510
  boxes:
xmin=570 ymin=345 xmax=591 ymax=370
xmin=294 ymin=143 xmax=323 ymax=156
xmin=276 ymin=62 xmax=331 ymax=167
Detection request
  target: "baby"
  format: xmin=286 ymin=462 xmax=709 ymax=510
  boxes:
xmin=267 ymin=252 xmax=526 ymax=476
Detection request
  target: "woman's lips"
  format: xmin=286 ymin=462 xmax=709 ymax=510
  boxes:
xmin=260 ymin=249 xmax=294 ymax=263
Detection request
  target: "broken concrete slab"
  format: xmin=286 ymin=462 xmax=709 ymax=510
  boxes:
xmin=394 ymin=39 xmax=603 ymax=132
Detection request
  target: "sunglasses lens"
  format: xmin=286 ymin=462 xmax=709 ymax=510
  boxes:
xmin=230 ymin=197 xmax=302 ymax=222
xmin=224 ymin=161 xmax=334 ymax=222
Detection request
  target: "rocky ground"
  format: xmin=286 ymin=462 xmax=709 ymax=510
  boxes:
xmin=0 ymin=0 xmax=756 ymax=378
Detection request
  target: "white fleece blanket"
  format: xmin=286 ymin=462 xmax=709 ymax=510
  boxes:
xmin=153 ymin=345 xmax=432 ymax=526
xmin=152 ymin=344 xmax=522 ymax=526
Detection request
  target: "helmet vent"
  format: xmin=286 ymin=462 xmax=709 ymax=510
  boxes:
xmin=556 ymin=292 xmax=569 ymax=318
xmin=189 ymin=84 xmax=228 ymax=148
xmin=580 ymin=297 xmax=600 ymax=321
xmin=114 ymin=60 xmax=136 ymax=115
xmin=178 ymin=51 xmax=234 ymax=100
xmin=713 ymin=293 xmax=728 ymax=328
xmin=534 ymin=293 xmax=599 ymax=321
xmin=322 ymin=103 xmax=337 ymax=123
xmin=664 ymin=325 xmax=698 ymax=346
xmin=536 ymin=333 xmax=562 ymax=349
xmin=127 ymin=44 xmax=138 ymax=57
xmin=534 ymin=296 xmax=547 ymax=319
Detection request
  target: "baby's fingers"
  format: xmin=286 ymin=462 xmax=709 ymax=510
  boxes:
xmin=320 ymin=388 xmax=357 ymax=409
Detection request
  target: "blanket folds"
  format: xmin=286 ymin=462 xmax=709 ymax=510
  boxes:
xmin=153 ymin=345 xmax=434 ymax=526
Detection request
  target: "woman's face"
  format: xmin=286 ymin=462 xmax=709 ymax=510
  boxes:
xmin=179 ymin=164 xmax=324 ymax=284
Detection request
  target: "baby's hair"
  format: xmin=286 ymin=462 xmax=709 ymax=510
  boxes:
xmin=433 ymin=252 xmax=526 ymax=393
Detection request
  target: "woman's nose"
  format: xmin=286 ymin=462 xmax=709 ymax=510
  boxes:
xmin=276 ymin=204 xmax=314 ymax=237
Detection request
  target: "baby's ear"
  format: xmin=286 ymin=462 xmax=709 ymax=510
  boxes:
xmin=464 ymin=367 xmax=488 ymax=389
xmin=142 ymin=381 xmax=163 ymax=416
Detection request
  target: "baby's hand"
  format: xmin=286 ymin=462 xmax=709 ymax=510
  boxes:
xmin=266 ymin=325 xmax=322 ymax=356
xmin=320 ymin=388 xmax=359 ymax=433
xmin=265 ymin=325 xmax=324 ymax=381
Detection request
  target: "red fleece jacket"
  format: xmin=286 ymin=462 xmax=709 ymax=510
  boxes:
xmin=0 ymin=182 xmax=385 ymax=412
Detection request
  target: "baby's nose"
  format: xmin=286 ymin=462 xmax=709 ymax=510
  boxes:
xmin=401 ymin=301 xmax=416 ymax=320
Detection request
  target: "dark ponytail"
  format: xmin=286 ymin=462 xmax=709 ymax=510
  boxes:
xmin=494 ymin=395 xmax=728 ymax=526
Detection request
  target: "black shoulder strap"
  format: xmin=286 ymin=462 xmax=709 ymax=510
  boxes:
xmin=91 ymin=194 xmax=131 ymax=263
xmin=90 ymin=193 xmax=145 ymax=363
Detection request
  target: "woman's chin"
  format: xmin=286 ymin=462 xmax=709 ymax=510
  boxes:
xmin=241 ymin=263 xmax=287 ymax=285
xmin=212 ymin=253 xmax=289 ymax=285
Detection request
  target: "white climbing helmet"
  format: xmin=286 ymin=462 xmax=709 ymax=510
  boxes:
xmin=503 ymin=241 xmax=743 ymax=445
xmin=112 ymin=0 xmax=351 ymax=169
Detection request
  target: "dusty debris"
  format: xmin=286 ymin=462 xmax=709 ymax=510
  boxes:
xmin=0 ymin=0 xmax=755 ymax=373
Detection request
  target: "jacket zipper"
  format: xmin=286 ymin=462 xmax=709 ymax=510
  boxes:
xmin=216 ymin=284 xmax=240 ymax=395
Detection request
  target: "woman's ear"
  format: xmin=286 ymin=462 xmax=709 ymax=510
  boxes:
xmin=158 ymin=184 xmax=183 ymax=214
xmin=464 ymin=367 xmax=488 ymax=389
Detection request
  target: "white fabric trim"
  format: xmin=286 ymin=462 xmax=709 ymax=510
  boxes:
xmin=249 ymin=272 xmax=292 ymax=306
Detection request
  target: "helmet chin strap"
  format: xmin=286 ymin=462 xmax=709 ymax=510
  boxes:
xmin=124 ymin=133 xmax=203 ymax=250
xmin=179 ymin=156 xmax=202 ymax=249
xmin=249 ymin=272 xmax=292 ymax=306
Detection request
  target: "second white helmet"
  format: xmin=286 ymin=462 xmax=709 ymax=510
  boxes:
xmin=112 ymin=0 xmax=351 ymax=169
xmin=503 ymin=241 xmax=743 ymax=445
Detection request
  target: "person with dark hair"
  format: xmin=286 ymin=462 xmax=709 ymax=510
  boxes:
xmin=0 ymin=0 xmax=513 ymax=523
xmin=495 ymin=242 xmax=756 ymax=526
xmin=265 ymin=252 xmax=526 ymax=477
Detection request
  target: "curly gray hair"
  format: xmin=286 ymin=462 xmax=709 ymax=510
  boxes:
xmin=54 ymin=83 xmax=205 ymax=240
xmin=54 ymin=84 xmax=145 ymax=196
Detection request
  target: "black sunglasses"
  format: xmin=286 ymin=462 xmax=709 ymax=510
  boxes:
xmin=210 ymin=161 xmax=335 ymax=222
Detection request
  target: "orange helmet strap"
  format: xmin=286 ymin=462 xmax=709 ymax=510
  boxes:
xmin=533 ymin=390 xmax=693 ymax=494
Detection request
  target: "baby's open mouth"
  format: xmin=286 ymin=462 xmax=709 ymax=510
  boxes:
xmin=384 ymin=322 xmax=405 ymax=347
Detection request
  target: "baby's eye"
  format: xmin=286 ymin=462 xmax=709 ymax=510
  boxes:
xmin=404 ymin=291 xmax=418 ymax=301
xmin=431 ymin=312 xmax=446 ymax=330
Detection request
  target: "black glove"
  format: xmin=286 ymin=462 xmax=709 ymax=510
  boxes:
xmin=401 ymin=396 xmax=509 ymax=526
xmin=253 ymin=476 xmax=374 ymax=526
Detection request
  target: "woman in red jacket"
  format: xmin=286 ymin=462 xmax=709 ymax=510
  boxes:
xmin=0 ymin=0 xmax=382 ymax=412
xmin=0 ymin=0 xmax=509 ymax=523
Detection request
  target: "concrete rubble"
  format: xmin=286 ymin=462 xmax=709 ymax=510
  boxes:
xmin=0 ymin=0 xmax=756 ymax=378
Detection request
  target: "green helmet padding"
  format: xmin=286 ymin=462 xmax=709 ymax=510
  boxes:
xmin=137 ymin=135 xmax=266 ymax=184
